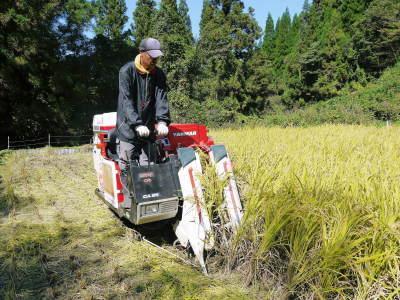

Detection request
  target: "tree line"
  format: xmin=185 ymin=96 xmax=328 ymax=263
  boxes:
xmin=0 ymin=0 xmax=399 ymax=142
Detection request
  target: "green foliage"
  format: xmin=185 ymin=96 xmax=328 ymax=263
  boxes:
xmin=264 ymin=61 xmax=400 ymax=126
xmin=154 ymin=0 xmax=193 ymax=76
xmin=58 ymin=0 xmax=95 ymax=55
xmin=339 ymin=0 xmax=373 ymax=31
xmin=151 ymin=0 xmax=196 ymax=124
xmin=130 ymin=0 xmax=157 ymax=45
xmin=283 ymin=1 xmax=359 ymax=105
xmin=272 ymin=8 xmax=292 ymax=70
xmin=194 ymin=0 xmax=261 ymax=121
xmin=0 ymin=0 xmax=67 ymax=140
xmin=261 ymin=13 xmax=275 ymax=57
xmin=243 ymin=50 xmax=274 ymax=115
xmin=178 ymin=0 xmax=193 ymax=43
xmin=93 ymin=0 xmax=128 ymax=40
xmin=1 ymin=0 xmax=400 ymax=143
xmin=353 ymin=0 xmax=400 ymax=76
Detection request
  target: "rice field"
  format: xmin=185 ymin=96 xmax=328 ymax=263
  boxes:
xmin=209 ymin=125 xmax=400 ymax=298
xmin=1 ymin=125 xmax=400 ymax=299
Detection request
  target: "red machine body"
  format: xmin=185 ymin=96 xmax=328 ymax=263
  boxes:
xmin=93 ymin=121 xmax=214 ymax=206
xmin=161 ymin=123 xmax=214 ymax=153
xmin=95 ymin=123 xmax=214 ymax=160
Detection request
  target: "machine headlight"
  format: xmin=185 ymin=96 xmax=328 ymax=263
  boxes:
xmin=141 ymin=204 xmax=159 ymax=215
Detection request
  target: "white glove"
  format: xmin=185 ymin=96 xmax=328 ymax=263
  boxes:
xmin=157 ymin=122 xmax=169 ymax=136
xmin=135 ymin=125 xmax=150 ymax=137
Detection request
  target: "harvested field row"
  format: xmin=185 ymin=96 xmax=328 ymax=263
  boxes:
xmin=0 ymin=148 xmax=254 ymax=299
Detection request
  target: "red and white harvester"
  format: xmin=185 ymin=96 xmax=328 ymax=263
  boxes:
xmin=93 ymin=112 xmax=243 ymax=272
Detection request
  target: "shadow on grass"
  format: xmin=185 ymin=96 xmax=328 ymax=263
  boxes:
xmin=119 ymin=212 xmax=178 ymax=245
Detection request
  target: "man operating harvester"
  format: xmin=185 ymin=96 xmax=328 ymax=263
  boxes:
xmin=116 ymin=37 xmax=171 ymax=208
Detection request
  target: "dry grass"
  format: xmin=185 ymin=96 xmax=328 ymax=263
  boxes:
xmin=0 ymin=147 xmax=256 ymax=299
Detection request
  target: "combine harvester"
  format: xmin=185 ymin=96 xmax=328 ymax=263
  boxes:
xmin=92 ymin=112 xmax=243 ymax=273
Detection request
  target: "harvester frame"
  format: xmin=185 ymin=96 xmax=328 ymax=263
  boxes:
xmin=93 ymin=112 xmax=243 ymax=272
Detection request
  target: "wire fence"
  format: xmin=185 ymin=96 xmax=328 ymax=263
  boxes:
xmin=5 ymin=134 xmax=93 ymax=151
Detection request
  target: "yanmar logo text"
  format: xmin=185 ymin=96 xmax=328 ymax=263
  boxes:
xmin=173 ymin=131 xmax=197 ymax=137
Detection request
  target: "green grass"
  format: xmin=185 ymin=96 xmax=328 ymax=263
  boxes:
xmin=0 ymin=149 xmax=256 ymax=299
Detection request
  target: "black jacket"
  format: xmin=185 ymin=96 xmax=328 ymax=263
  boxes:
xmin=116 ymin=62 xmax=171 ymax=142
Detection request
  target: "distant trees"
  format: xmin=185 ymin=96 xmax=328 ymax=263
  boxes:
xmin=93 ymin=0 xmax=128 ymax=40
xmin=131 ymin=0 xmax=157 ymax=46
xmin=0 ymin=0 xmax=67 ymax=140
xmin=353 ymin=0 xmax=400 ymax=76
xmin=0 ymin=0 xmax=399 ymax=142
xmin=194 ymin=0 xmax=261 ymax=123
xmin=256 ymin=0 xmax=399 ymax=110
xmin=262 ymin=13 xmax=275 ymax=57
xmin=154 ymin=0 xmax=194 ymax=76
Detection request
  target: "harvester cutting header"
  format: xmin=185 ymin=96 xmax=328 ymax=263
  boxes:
xmin=93 ymin=112 xmax=243 ymax=272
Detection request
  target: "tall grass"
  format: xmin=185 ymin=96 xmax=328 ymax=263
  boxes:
xmin=209 ymin=125 xmax=400 ymax=298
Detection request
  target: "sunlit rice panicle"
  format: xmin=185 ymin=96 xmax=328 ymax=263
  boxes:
xmin=209 ymin=125 xmax=400 ymax=298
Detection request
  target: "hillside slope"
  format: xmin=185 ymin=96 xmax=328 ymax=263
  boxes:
xmin=0 ymin=149 xmax=256 ymax=299
xmin=266 ymin=61 xmax=400 ymax=126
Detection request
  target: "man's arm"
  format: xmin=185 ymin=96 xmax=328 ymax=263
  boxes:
xmin=118 ymin=66 xmax=143 ymax=127
xmin=155 ymin=70 xmax=171 ymax=125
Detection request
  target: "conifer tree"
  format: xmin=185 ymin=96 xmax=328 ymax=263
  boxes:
xmin=178 ymin=0 xmax=193 ymax=43
xmin=353 ymin=0 xmax=400 ymax=75
xmin=289 ymin=14 xmax=300 ymax=47
xmin=284 ymin=0 xmax=358 ymax=104
xmin=131 ymin=0 xmax=157 ymax=45
xmin=195 ymin=0 xmax=261 ymax=121
xmin=93 ymin=0 xmax=128 ymax=40
xmin=244 ymin=49 xmax=275 ymax=114
xmin=153 ymin=0 xmax=193 ymax=75
xmin=273 ymin=8 xmax=292 ymax=70
xmin=199 ymin=0 xmax=213 ymax=37
xmin=0 ymin=0 xmax=95 ymax=139
xmin=302 ymin=0 xmax=310 ymax=12
xmin=151 ymin=0 xmax=195 ymax=122
xmin=262 ymin=13 xmax=275 ymax=58
xmin=339 ymin=0 xmax=373 ymax=31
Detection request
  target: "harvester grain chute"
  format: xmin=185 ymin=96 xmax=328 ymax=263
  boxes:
xmin=92 ymin=112 xmax=243 ymax=273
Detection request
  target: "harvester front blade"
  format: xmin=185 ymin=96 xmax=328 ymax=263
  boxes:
xmin=173 ymin=148 xmax=214 ymax=273
xmin=209 ymin=145 xmax=243 ymax=230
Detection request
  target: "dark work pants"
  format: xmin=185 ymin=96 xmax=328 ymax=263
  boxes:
xmin=116 ymin=138 xmax=155 ymax=208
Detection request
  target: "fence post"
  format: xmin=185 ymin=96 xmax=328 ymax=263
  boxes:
xmin=7 ymin=136 xmax=9 ymax=149
xmin=48 ymin=133 xmax=51 ymax=147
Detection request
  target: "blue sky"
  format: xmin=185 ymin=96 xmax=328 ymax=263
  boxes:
xmin=125 ymin=0 xmax=305 ymax=38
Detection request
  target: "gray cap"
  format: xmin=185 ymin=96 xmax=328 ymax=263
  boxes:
xmin=139 ymin=38 xmax=163 ymax=58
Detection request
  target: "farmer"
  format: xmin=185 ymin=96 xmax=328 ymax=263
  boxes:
xmin=115 ymin=37 xmax=171 ymax=208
